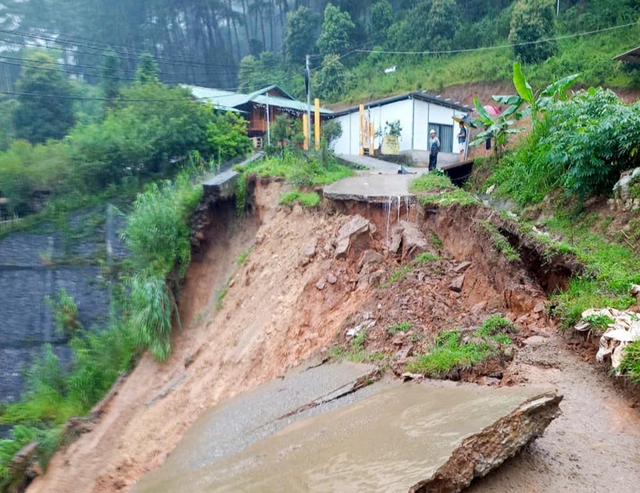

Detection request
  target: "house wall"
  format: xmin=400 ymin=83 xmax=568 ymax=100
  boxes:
xmin=330 ymin=98 xmax=469 ymax=156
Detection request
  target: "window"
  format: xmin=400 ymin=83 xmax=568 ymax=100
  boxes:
xmin=429 ymin=123 xmax=454 ymax=153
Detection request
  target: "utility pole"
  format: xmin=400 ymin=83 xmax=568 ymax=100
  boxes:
xmin=306 ymin=54 xmax=312 ymax=149
xmin=557 ymin=0 xmax=560 ymax=16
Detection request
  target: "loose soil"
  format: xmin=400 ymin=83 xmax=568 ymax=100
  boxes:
xmin=25 ymin=182 xmax=640 ymax=493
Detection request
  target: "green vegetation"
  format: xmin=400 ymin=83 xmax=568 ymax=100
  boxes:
xmin=619 ymin=342 xmax=640 ymax=383
xmin=582 ymin=314 xmax=615 ymax=331
xmin=216 ymin=287 xmax=228 ymax=312
xmin=477 ymin=316 xmax=516 ymax=344
xmin=382 ymin=251 xmax=441 ymax=287
xmin=279 ymin=190 xmax=321 ymax=208
xmin=415 ymin=252 xmax=440 ymax=264
xmin=407 ymin=324 xmax=513 ymax=377
xmin=544 ymin=215 xmax=640 ymax=330
xmin=236 ymin=247 xmax=254 ymax=266
xmin=237 ymin=151 xmax=353 ymax=187
xmin=411 ymin=173 xmax=480 ymax=208
xmin=387 ymin=321 xmax=413 ymax=335
xmin=45 ymin=289 xmax=82 ymax=338
xmin=330 ymin=329 xmax=388 ymax=364
xmin=480 ymin=221 xmax=520 ymax=261
xmin=429 ymin=232 xmax=444 ymax=250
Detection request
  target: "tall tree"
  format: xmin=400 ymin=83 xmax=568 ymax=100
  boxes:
xmin=136 ymin=53 xmax=160 ymax=85
xmin=425 ymin=0 xmax=460 ymax=51
xmin=284 ymin=6 xmax=320 ymax=65
xmin=370 ymin=0 xmax=394 ymax=45
xmin=102 ymin=50 xmax=121 ymax=111
xmin=317 ymin=3 xmax=356 ymax=57
xmin=13 ymin=53 xmax=75 ymax=143
xmin=509 ymin=0 xmax=557 ymax=63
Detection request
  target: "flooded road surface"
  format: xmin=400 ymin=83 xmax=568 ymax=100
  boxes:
xmin=132 ymin=378 xmax=559 ymax=493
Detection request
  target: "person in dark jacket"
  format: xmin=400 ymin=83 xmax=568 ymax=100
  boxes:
xmin=429 ymin=130 xmax=440 ymax=171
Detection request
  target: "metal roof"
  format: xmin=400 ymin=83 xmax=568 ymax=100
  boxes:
xmin=614 ymin=46 xmax=640 ymax=64
xmin=328 ymin=91 xmax=471 ymax=118
xmin=183 ymin=84 xmax=333 ymax=115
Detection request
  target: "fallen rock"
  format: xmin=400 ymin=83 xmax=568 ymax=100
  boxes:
xmin=132 ymin=384 xmax=562 ymax=493
xmin=334 ymin=215 xmax=371 ymax=259
xmin=315 ymin=277 xmax=326 ymax=290
xmin=454 ymin=261 xmax=472 ymax=273
xmin=449 ymin=274 xmax=466 ymax=293
xmin=326 ymin=273 xmax=338 ymax=285
xmin=389 ymin=224 xmax=403 ymax=254
xmin=399 ymin=220 xmax=429 ymax=260
xmin=301 ymin=237 xmax=318 ymax=258
xmin=358 ymin=250 xmax=384 ymax=271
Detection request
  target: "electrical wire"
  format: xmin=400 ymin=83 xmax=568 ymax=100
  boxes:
xmin=352 ymin=22 xmax=638 ymax=56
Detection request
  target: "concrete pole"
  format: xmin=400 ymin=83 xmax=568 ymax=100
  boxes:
xmin=557 ymin=0 xmax=560 ymax=16
xmin=359 ymin=104 xmax=365 ymax=156
xmin=303 ymin=114 xmax=309 ymax=150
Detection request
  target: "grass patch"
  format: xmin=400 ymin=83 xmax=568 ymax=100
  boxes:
xmin=410 ymin=172 xmax=480 ymax=208
xmin=544 ymin=215 xmax=640 ymax=330
xmin=330 ymin=329 xmax=388 ymax=364
xmin=407 ymin=330 xmax=492 ymax=377
xmin=429 ymin=232 xmax=443 ymax=249
xmin=480 ymin=220 xmax=520 ymax=261
xmin=410 ymin=172 xmax=453 ymax=193
xmin=414 ymin=252 xmax=440 ymax=264
xmin=619 ymin=342 xmax=640 ymax=383
xmin=279 ymin=190 xmax=321 ymax=208
xmin=235 ymin=150 xmax=353 ymax=187
xmin=236 ymin=246 xmax=253 ymax=266
xmin=387 ymin=321 xmax=413 ymax=335
xmin=407 ymin=321 xmax=514 ymax=378
xmin=215 ymin=287 xmax=228 ymax=312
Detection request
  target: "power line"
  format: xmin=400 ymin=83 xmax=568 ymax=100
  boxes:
xmin=0 ymin=28 xmax=240 ymax=70
xmin=0 ymin=89 xmax=242 ymax=102
xmin=353 ymin=22 xmax=638 ymax=56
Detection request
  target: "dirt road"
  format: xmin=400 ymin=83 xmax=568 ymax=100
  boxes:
xmin=469 ymin=326 xmax=640 ymax=493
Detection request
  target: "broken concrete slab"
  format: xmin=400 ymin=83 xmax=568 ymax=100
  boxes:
xmin=132 ymin=362 xmax=378 ymax=488
xmin=133 ymin=381 xmax=561 ymax=493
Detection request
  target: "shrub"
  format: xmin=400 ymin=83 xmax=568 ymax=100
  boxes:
xmin=45 ymin=289 xmax=82 ymax=338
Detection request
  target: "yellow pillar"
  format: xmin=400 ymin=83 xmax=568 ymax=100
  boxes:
xmin=303 ymin=114 xmax=309 ymax=150
xmin=359 ymin=104 xmax=365 ymax=156
xmin=314 ymin=98 xmax=321 ymax=151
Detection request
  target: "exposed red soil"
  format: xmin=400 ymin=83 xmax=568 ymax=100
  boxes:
xmin=24 ymin=181 xmax=640 ymax=493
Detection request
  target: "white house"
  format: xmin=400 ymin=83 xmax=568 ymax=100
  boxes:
xmin=328 ymin=91 xmax=470 ymax=156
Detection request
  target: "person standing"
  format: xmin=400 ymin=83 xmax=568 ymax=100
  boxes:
xmin=429 ymin=129 xmax=440 ymax=172
xmin=457 ymin=122 xmax=467 ymax=161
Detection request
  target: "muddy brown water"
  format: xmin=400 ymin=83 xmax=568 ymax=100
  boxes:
xmin=132 ymin=383 xmax=556 ymax=493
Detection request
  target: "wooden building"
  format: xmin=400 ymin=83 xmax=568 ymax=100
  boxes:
xmin=184 ymin=84 xmax=333 ymax=140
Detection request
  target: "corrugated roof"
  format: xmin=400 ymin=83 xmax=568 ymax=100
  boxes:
xmin=183 ymin=84 xmax=333 ymax=115
xmin=614 ymin=46 xmax=640 ymax=64
xmin=328 ymin=91 xmax=471 ymax=118
xmin=182 ymin=85 xmax=252 ymax=109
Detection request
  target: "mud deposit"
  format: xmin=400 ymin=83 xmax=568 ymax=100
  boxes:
xmin=24 ymin=179 xmax=640 ymax=493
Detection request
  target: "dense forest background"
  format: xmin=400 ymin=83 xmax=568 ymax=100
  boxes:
xmin=1 ymin=0 xmax=639 ymax=95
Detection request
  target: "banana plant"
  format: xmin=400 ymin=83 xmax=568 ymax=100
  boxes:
xmin=471 ymin=98 xmax=522 ymax=159
xmin=492 ymin=62 xmax=580 ymax=122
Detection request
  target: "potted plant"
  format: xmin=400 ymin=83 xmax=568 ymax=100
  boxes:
xmin=381 ymin=120 xmax=402 ymax=155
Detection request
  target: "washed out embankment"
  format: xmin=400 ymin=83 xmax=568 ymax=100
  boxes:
xmin=27 ymin=175 xmax=576 ymax=493
xmin=25 ymin=180 xmax=376 ymax=493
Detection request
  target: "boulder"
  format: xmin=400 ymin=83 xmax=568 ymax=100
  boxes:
xmin=399 ymin=221 xmax=429 ymax=261
xmin=334 ymin=215 xmax=372 ymax=259
xmin=449 ymin=274 xmax=466 ymax=293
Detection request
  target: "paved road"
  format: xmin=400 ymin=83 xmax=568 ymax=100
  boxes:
xmin=327 ymin=154 xmax=426 ymax=202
